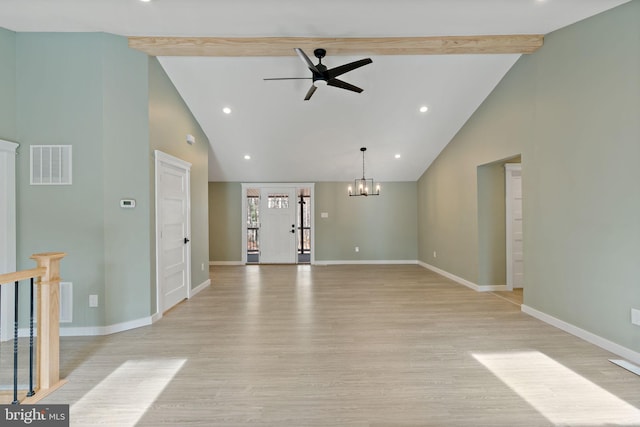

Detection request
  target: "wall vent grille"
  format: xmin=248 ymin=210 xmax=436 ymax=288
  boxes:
xmin=30 ymin=145 xmax=72 ymax=185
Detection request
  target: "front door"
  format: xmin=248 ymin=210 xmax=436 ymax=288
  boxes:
xmin=155 ymin=151 xmax=191 ymax=313
xmin=259 ymin=188 xmax=297 ymax=264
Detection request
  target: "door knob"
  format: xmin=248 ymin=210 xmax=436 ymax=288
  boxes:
xmin=184 ymin=237 xmax=190 ymax=244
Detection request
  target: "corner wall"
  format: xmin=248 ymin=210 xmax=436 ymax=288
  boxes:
xmin=148 ymin=57 xmax=210 ymax=305
xmin=417 ymin=1 xmax=640 ymax=352
xmin=16 ymin=32 xmax=108 ymax=327
xmin=0 ymin=27 xmax=16 ymax=141
xmin=13 ymin=32 xmax=153 ymax=329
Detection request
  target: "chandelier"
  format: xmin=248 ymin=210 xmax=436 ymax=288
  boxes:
xmin=348 ymin=147 xmax=380 ymax=197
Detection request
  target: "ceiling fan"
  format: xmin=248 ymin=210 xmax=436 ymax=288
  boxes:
xmin=264 ymin=48 xmax=372 ymax=101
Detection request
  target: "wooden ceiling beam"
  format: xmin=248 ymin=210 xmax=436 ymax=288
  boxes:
xmin=128 ymin=35 xmax=543 ymax=57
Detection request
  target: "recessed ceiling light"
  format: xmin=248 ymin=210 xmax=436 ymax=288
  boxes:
xmin=395 ymin=154 xmax=401 ymax=159
xmin=244 ymin=155 xmax=251 ymax=160
xmin=140 ymin=0 xmax=151 ymax=2
xmin=419 ymin=106 xmax=429 ymax=113
xmin=222 ymin=107 xmax=232 ymax=114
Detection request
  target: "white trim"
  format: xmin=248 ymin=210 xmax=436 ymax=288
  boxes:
xmin=190 ymin=278 xmax=210 ymax=297
xmin=17 ymin=280 xmax=211 ymax=338
xmin=522 ymin=304 xmax=640 ymax=365
xmin=609 ymin=359 xmax=640 ymax=376
xmin=20 ymin=315 xmax=156 ymax=338
xmin=478 ymin=284 xmax=509 ymax=292
xmin=241 ymin=183 xmax=315 ymax=265
xmin=151 ymin=311 xmax=163 ymax=323
xmin=154 ymin=150 xmax=192 ymax=315
xmin=315 ymin=260 xmax=418 ymax=266
xmin=209 ymin=261 xmax=244 ymax=266
xmin=505 ymin=163 xmax=522 ymax=291
xmin=418 ymin=261 xmax=480 ymax=291
xmin=0 ymin=139 xmax=19 ymax=342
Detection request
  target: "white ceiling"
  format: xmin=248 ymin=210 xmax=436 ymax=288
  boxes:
xmin=0 ymin=0 xmax=630 ymax=182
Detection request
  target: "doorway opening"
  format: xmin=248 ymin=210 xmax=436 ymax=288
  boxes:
xmin=242 ymin=183 xmax=314 ymax=265
xmin=476 ymin=155 xmax=522 ymax=296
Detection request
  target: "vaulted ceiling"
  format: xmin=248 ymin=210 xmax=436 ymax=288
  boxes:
xmin=0 ymin=0 xmax=630 ymax=182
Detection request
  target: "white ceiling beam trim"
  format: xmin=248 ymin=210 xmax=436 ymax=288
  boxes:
xmin=128 ymin=35 xmax=544 ymax=57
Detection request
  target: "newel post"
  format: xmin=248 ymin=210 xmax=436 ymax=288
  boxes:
xmin=30 ymin=252 xmax=66 ymax=391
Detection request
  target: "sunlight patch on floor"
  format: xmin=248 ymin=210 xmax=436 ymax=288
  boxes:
xmin=70 ymin=358 xmax=186 ymax=426
xmin=473 ymin=351 xmax=640 ymax=426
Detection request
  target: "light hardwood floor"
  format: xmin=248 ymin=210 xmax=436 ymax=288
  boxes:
xmin=33 ymin=265 xmax=640 ymax=426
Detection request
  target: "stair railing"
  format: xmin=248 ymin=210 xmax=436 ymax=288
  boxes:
xmin=0 ymin=252 xmax=66 ymax=404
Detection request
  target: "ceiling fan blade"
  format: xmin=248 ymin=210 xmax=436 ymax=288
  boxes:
xmin=327 ymin=58 xmax=372 ymax=79
xmin=304 ymin=85 xmax=317 ymax=101
xmin=327 ymin=78 xmax=363 ymax=93
xmin=295 ymin=48 xmax=320 ymax=74
xmin=263 ymin=77 xmax=312 ymax=80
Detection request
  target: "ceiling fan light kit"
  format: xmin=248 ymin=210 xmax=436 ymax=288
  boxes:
xmin=349 ymin=147 xmax=380 ymax=197
xmin=264 ymin=47 xmax=372 ymax=100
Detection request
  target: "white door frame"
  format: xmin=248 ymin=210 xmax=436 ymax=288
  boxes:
xmin=505 ymin=163 xmax=522 ymax=291
xmin=0 ymin=139 xmax=18 ymax=342
xmin=241 ymin=183 xmax=315 ymax=265
xmin=154 ymin=150 xmax=192 ymax=317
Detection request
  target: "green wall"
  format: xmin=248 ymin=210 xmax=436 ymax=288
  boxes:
xmin=14 ymin=32 xmax=151 ymax=327
xmin=149 ymin=57 xmax=210 ymax=298
xmin=524 ymin=2 xmax=640 ymax=347
xmin=101 ymin=35 xmax=151 ymax=325
xmin=3 ymin=30 xmax=210 ymax=330
xmin=0 ymin=28 xmax=16 ymax=141
xmin=315 ymin=182 xmax=417 ymax=261
xmin=16 ymin=32 xmax=108 ymax=327
xmin=417 ymin=1 xmax=640 ymax=351
xmin=417 ymin=53 xmax=531 ymax=283
xmin=208 ymin=182 xmax=242 ymax=262
xmin=207 ymin=181 xmax=417 ymax=262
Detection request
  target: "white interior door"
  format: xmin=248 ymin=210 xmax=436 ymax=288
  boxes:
xmin=155 ymin=151 xmax=191 ymax=313
xmin=506 ymin=164 xmax=523 ymax=290
xmin=259 ymin=188 xmax=297 ymax=264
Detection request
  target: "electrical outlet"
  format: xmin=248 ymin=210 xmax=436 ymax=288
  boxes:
xmin=355 ymin=246 xmax=359 ymax=253
xmin=201 ymin=263 xmax=205 ymax=271
xmin=433 ymin=251 xmax=437 ymax=258
xmin=631 ymin=308 xmax=640 ymax=326
xmin=89 ymin=294 xmax=98 ymax=308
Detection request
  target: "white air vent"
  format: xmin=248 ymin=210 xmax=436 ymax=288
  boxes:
xmin=30 ymin=145 xmax=72 ymax=185
xmin=32 ymin=282 xmax=72 ymax=323
xmin=59 ymin=282 xmax=73 ymax=323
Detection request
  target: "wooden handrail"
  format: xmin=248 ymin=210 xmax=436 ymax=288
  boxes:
xmin=0 ymin=267 xmax=47 ymax=286
xmin=0 ymin=252 xmax=66 ymax=403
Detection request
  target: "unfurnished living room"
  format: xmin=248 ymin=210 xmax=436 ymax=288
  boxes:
xmin=1 ymin=1 xmax=639 ymax=426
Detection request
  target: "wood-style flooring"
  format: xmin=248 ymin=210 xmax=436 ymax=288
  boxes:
xmin=31 ymin=265 xmax=640 ymax=426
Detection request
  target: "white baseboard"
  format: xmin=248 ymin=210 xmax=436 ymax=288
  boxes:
xmin=479 ymin=285 xmax=508 ymax=292
xmin=17 ymin=280 xmax=211 ymax=338
xmin=418 ymin=261 xmax=507 ymax=292
xmin=418 ymin=261 xmax=480 ymax=290
xmin=314 ymin=260 xmax=418 ymax=266
xmin=209 ymin=261 xmax=243 ymax=266
xmin=522 ymin=304 xmax=640 ymax=366
xmin=66 ymin=316 xmax=154 ymax=336
xmin=19 ymin=315 xmax=155 ymax=338
xmin=190 ymin=278 xmax=210 ymax=297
